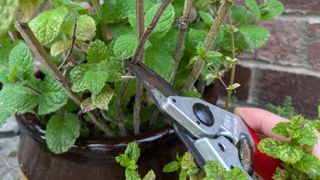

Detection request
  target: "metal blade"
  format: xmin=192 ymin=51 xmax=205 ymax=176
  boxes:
xmin=124 ymin=61 xmax=180 ymax=108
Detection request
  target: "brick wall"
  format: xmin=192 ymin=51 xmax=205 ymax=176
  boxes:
xmin=217 ymin=0 xmax=320 ymax=117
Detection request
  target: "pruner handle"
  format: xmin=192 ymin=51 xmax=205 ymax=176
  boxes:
xmin=248 ymin=127 xmax=281 ymax=180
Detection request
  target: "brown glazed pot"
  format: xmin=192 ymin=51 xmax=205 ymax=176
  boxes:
xmin=16 ymin=114 xmax=186 ymax=180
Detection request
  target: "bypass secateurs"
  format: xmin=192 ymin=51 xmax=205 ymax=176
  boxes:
xmin=125 ymin=61 xmax=280 ymax=179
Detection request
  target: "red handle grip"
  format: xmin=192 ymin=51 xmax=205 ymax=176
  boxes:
xmin=248 ymin=127 xmax=281 ymax=180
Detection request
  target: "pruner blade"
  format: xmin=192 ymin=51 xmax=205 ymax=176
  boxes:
xmin=124 ymin=61 xmax=180 ymax=109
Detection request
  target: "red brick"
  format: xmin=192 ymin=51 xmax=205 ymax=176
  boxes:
xmin=257 ymin=70 xmax=320 ymax=117
xmin=280 ymin=0 xmax=320 ymax=14
xmin=308 ymin=41 xmax=320 ymax=68
xmin=308 ymin=23 xmax=320 ymax=38
xmin=256 ymin=20 xmax=309 ymax=66
xmin=217 ymin=65 xmax=251 ymax=101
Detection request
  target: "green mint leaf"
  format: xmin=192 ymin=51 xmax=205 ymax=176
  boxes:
xmin=51 ymin=0 xmax=87 ymax=13
xmin=113 ymin=34 xmax=137 ymax=59
xmin=125 ymin=142 xmax=140 ymax=163
xmin=9 ymin=42 xmax=33 ymax=80
xmin=116 ymin=154 xmax=132 ymax=168
xmin=75 ymin=15 xmax=96 ymax=41
xmin=0 ymin=69 xmax=11 ymax=84
xmin=142 ymin=170 xmax=156 ymax=180
xmin=128 ymin=0 xmax=156 ymax=28
xmin=199 ymin=11 xmax=214 ymax=26
xmin=258 ymin=138 xmax=282 ymax=158
xmin=0 ymin=0 xmax=19 ymax=37
xmin=179 ymin=169 xmax=187 ymax=180
xmin=245 ymin=0 xmax=261 ymax=20
xmin=101 ymin=0 xmax=126 ymax=23
xmin=103 ymin=0 xmax=154 ymax=24
xmin=125 ymin=169 xmax=140 ymax=180
xmin=183 ymin=89 xmax=201 ymax=98
xmin=272 ymin=167 xmax=289 ymax=180
xmin=50 ymin=40 xmax=71 ymax=57
xmin=29 ymin=6 xmax=68 ymax=44
xmin=272 ymin=122 xmax=290 ymax=138
xmin=0 ymin=110 xmax=12 ymax=127
xmin=45 ymin=113 xmax=80 ymax=154
xmin=149 ymin=29 xmax=179 ymax=54
xmin=291 ymin=115 xmax=304 ymax=130
xmin=145 ymin=3 xmax=175 ymax=40
xmin=163 ymin=161 xmax=180 ymax=173
xmin=0 ymin=84 xmax=39 ymax=114
xmin=227 ymin=167 xmax=247 ymax=180
xmin=292 ymin=128 xmax=318 ymax=146
xmin=204 ymin=161 xmax=227 ymax=179
xmin=92 ymin=87 xmax=114 ymax=110
xmin=259 ymin=0 xmax=284 ymax=20
xmin=115 ymin=141 xmax=141 ymax=178
xmin=185 ymin=29 xmax=207 ymax=52
xmin=277 ymin=143 xmax=304 ymax=164
xmin=38 ymin=75 xmax=68 ymax=115
xmin=231 ymin=5 xmax=256 ymax=25
xmin=87 ymin=39 xmax=109 ymax=63
xmin=145 ymin=47 xmax=175 ymax=81
xmin=239 ymin=25 xmax=270 ymax=49
xmin=181 ymin=152 xmax=197 ymax=171
xmin=70 ymin=60 xmax=122 ymax=94
xmin=293 ymin=154 xmax=320 ymax=176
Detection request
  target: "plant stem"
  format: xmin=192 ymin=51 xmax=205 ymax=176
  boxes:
xmin=91 ymin=0 xmax=107 ymax=42
xmin=182 ymin=0 xmax=230 ymax=92
xmin=14 ymin=22 xmax=114 ymax=137
xmin=225 ymin=13 xmax=237 ymax=111
xmin=116 ymin=78 xmax=129 ymax=136
xmin=133 ymin=0 xmax=145 ymax=134
xmin=170 ymin=0 xmax=193 ymax=84
xmin=117 ymin=0 xmax=172 ymax=134
xmin=131 ymin=0 xmax=172 ymax=63
xmin=59 ymin=18 xmax=77 ymax=69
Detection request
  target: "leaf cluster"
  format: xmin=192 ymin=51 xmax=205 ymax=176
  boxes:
xmin=115 ymin=142 xmax=155 ymax=180
xmin=258 ymin=112 xmax=320 ymax=179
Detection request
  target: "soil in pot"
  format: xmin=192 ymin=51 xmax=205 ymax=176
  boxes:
xmin=17 ymin=114 xmax=186 ymax=180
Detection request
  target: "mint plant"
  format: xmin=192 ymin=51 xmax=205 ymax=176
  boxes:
xmin=258 ymin=112 xmax=320 ymax=179
xmin=115 ymin=142 xmax=156 ymax=180
xmin=0 ymin=0 xmax=283 ymax=155
xmin=267 ymin=96 xmax=297 ymax=119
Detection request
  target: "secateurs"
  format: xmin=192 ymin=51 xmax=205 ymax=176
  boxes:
xmin=125 ymin=61 xmax=280 ymax=179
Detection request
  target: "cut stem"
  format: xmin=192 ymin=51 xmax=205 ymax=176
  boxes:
xmin=14 ymin=22 xmax=114 ymax=137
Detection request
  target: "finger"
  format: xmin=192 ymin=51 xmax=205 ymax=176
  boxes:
xmin=234 ymin=107 xmax=288 ymax=141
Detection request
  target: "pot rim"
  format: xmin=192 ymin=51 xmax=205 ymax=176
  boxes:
xmin=16 ymin=113 xmax=177 ymax=161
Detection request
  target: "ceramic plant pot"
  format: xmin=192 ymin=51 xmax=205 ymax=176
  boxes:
xmin=16 ymin=114 xmax=186 ymax=180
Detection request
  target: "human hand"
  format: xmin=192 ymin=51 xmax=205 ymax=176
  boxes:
xmin=234 ymin=107 xmax=320 ymax=159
